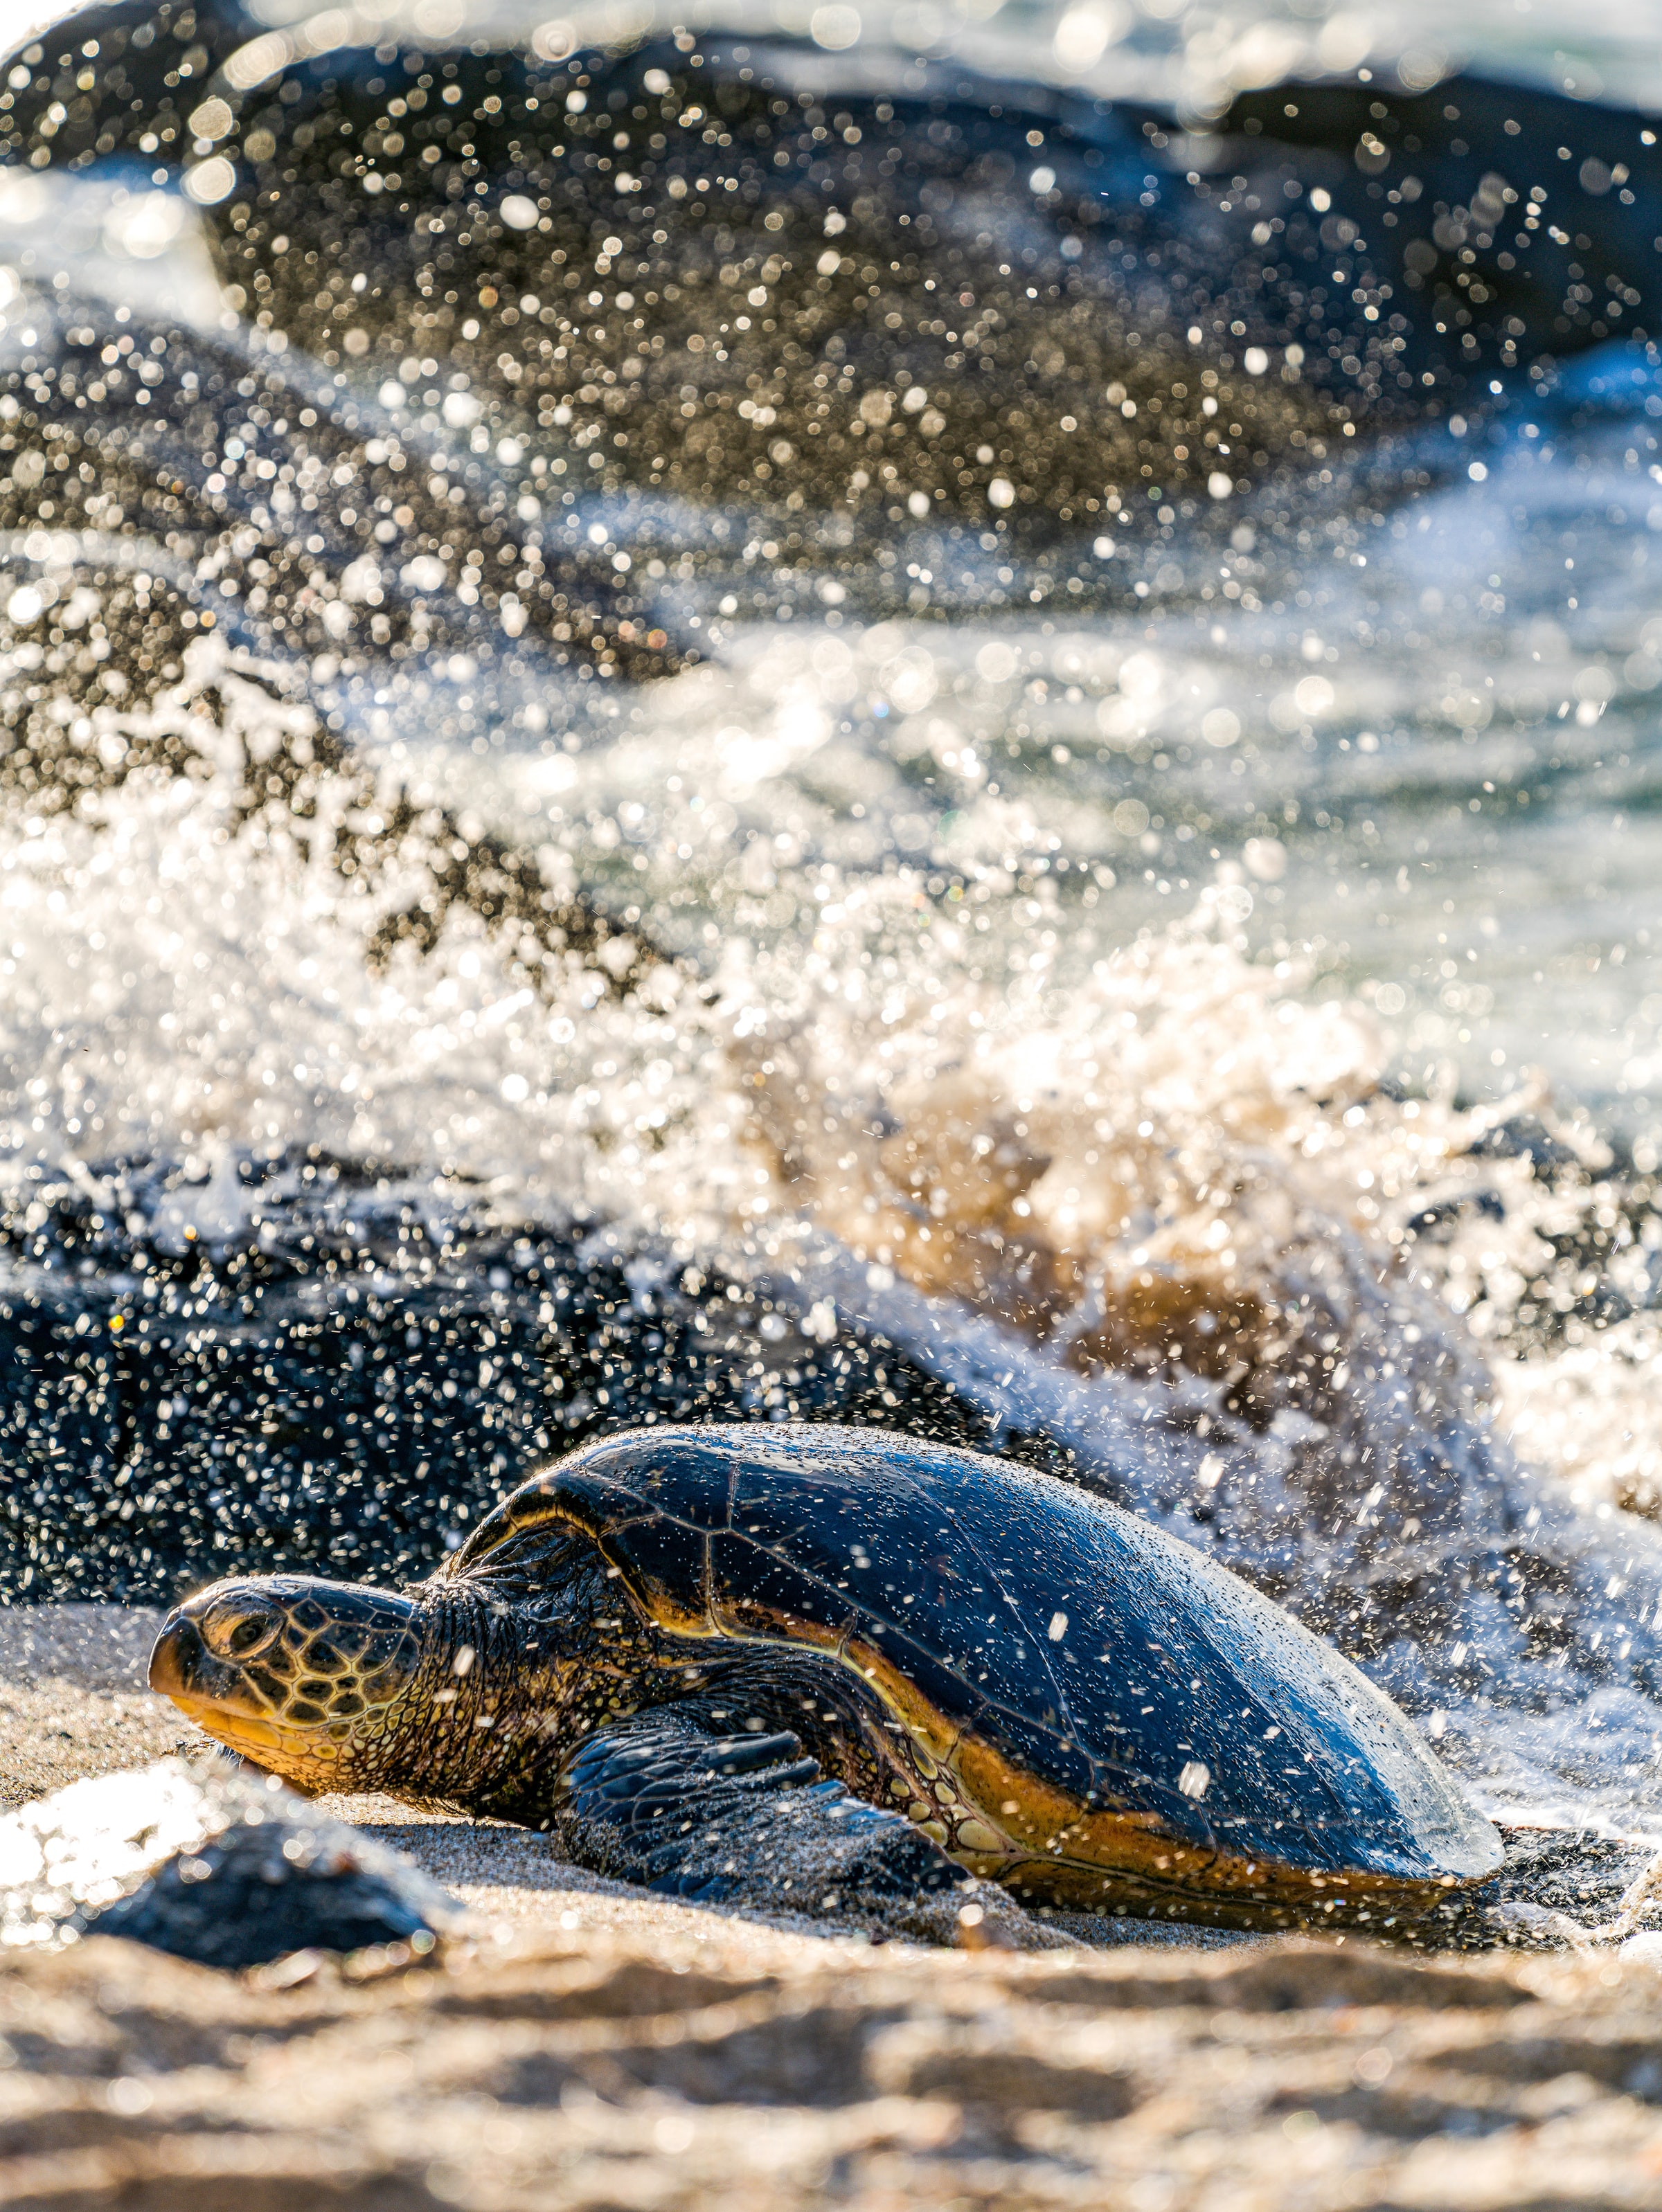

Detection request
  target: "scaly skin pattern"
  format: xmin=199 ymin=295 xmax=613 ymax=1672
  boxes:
xmin=150 ymin=1572 xmax=557 ymax=1810
xmin=151 ymin=1550 xmax=945 ymax=1831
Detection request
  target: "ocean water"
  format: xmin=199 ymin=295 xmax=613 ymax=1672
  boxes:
xmin=5 ymin=0 xmax=1662 ymax=1858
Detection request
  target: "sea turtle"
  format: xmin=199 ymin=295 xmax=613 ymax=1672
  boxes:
xmin=148 ymin=1425 xmax=1502 ymax=1934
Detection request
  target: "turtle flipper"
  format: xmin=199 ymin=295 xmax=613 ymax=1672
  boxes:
xmin=548 ymin=1705 xmax=967 ymax=1926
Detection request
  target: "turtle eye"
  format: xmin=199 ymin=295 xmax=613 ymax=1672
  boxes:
xmin=199 ymin=1598 xmax=282 ymax=1663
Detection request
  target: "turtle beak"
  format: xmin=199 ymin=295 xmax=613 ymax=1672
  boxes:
xmin=148 ymin=1606 xmax=292 ymax=1765
xmin=148 ymin=1607 xmax=200 ymax=1700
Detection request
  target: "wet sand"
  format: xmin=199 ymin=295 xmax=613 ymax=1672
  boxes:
xmin=3 ymin=1606 xmax=1662 ymax=2209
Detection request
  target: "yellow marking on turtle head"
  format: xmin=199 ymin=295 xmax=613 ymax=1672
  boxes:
xmin=150 ymin=1576 xmax=424 ymax=1797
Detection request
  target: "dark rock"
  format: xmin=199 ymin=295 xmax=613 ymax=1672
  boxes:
xmin=0 ymin=1756 xmax=461 ymax=1969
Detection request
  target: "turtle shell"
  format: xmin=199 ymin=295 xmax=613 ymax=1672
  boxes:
xmin=446 ymin=1424 xmax=1501 ymax=1921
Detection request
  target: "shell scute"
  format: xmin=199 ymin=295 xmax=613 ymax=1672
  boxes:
xmin=457 ymin=1436 xmax=734 ymax=1583
xmin=728 ymin=1445 xmax=926 ymax=1552
xmin=914 ymin=1448 xmax=1469 ymax=1878
xmin=708 ymin=1530 xmax=857 ymax=1651
xmin=450 ymin=1470 xmax=621 ymax=1576
xmin=723 ymin=1467 xmax=873 ymax=1563
xmin=958 ymin=1689 xmax=1097 ymax=1804
xmin=839 ymin=1618 xmax=986 ymax=1748
xmin=573 ymin=1430 xmax=738 ymax=1528
xmin=726 ymin=1450 xmax=1054 ymax=1726
xmin=594 ymin=1511 xmax=713 ymax=1641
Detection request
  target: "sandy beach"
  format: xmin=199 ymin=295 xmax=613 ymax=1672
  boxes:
xmin=0 ymin=1605 xmax=1659 ymax=2210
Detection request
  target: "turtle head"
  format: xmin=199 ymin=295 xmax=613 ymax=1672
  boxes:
xmin=150 ymin=1575 xmax=427 ymax=1797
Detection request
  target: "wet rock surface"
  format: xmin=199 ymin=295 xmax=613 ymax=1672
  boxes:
xmin=0 ymin=1170 xmax=1014 ymax=1602
xmin=0 ymin=1755 xmax=462 ymax=1968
